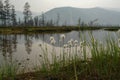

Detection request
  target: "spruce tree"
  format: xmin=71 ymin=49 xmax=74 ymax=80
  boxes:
xmin=4 ymin=0 xmax=11 ymax=26
xmin=11 ymin=5 xmax=16 ymax=26
xmin=0 ymin=0 xmax=4 ymax=26
xmin=23 ymin=2 xmax=32 ymax=26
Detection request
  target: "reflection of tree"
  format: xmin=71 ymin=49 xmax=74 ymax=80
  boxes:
xmin=42 ymin=34 xmax=45 ymax=44
xmin=34 ymin=34 xmax=39 ymax=40
xmin=12 ymin=34 xmax=17 ymax=52
xmin=2 ymin=35 xmax=8 ymax=60
xmin=24 ymin=35 xmax=32 ymax=54
xmin=0 ymin=35 xmax=18 ymax=62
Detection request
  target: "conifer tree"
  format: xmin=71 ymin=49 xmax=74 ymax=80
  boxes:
xmin=11 ymin=5 xmax=16 ymax=26
xmin=0 ymin=0 xmax=4 ymax=25
xmin=23 ymin=2 xmax=32 ymax=26
xmin=4 ymin=0 xmax=11 ymax=26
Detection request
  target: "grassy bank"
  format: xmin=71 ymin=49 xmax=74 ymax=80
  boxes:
xmin=0 ymin=26 xmax=119 ymax=34
xmin=1 ymin=32 xmax=120 ymax=80
xmin=0 ymin=26 xmax=99 ymax=34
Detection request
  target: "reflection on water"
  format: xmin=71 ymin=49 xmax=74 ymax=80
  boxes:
xmin=0 ymin=35 xmax=17 ymax=62
xmin=0 ymin=30 xmax=118 ymax=71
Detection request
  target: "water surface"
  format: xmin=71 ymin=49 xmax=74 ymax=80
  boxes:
xmin=0 ymin=30 xmax=118 ymax=72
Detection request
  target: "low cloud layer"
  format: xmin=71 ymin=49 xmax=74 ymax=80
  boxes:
xmin=8 ymin=0 xmax=120 ymax=12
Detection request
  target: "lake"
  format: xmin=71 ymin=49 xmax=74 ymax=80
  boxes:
xmin=0 ymin=30 xmax=119 ymax=73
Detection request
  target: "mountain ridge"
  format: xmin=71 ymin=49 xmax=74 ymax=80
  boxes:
xmin=44 ymin=7 xmax=120 ymax=26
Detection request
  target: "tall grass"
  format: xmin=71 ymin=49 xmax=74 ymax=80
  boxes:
xmin=0 ymin=61 xmax=19 ymax=80
xmin=35 ymin=33 xmax=120 ymax=80
xmin=0 ymin=59 xmax=29 ymax=80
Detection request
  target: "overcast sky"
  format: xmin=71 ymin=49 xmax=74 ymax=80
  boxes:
xmin=7 ymin=0 xmax=120 ymax=13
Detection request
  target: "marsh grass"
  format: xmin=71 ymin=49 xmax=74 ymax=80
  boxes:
xmin=0 ymin=58 xmax=31 ymax=80
xmin=33 ymin=33 xmax=120 ymax=80
xmin=0 ymin=61 xmax=19 ymax=80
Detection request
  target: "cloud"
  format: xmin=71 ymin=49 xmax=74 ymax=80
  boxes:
xmin=9 ymin=0 xmax=120 ymax=12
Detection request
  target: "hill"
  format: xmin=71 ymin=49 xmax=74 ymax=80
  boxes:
xmin=44 ymin=7 xmax=120 ymax=26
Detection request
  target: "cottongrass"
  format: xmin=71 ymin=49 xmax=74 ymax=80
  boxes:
xmin=60 ymin=34 xmax=65 ymax=40
xmin=50 ymin=36 xmax=56 ymax=45
xmin=35 ymin=33 xmax=120 ymax=80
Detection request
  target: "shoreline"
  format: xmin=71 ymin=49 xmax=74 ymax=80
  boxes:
xmin=0 ymin=26 xmax=119 ymax=34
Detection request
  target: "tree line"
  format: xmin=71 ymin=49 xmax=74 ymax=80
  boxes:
xmin=0 ymin=0 xmax=16 ymax=26
xmin=0 ymin=0 xmax=54 ymax=27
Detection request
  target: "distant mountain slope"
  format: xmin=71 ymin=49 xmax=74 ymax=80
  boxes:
xmin=44 ymin=7 xmax=120 ymax=26
xmin=106 ymin=8 xmax=120 ymax=12
xmin=16 ymin=11 xmax=40 ymax=21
